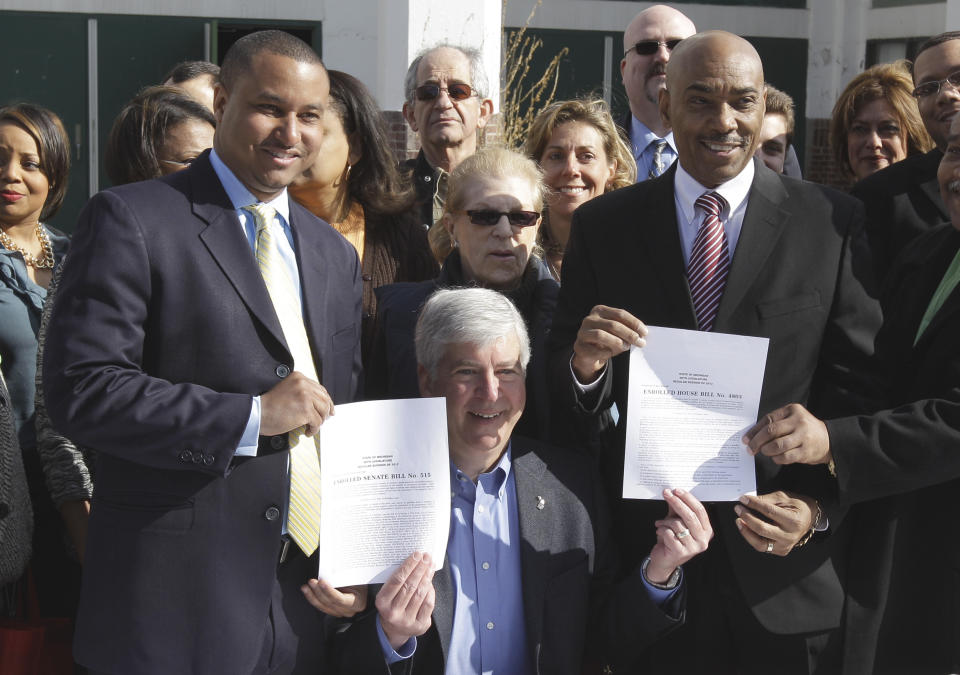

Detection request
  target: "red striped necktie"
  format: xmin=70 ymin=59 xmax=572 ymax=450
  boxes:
xmin=687 ymin=192 xmax=729 ymax=332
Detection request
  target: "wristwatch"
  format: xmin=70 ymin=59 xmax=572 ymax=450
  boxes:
xmin=641 ymin=557 xmax=681 ymax=590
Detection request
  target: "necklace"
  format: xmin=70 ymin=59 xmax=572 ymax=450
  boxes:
xmin=0 ymin=223 xmax=55 ymax=269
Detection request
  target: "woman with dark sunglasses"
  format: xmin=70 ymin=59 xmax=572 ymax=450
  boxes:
xmin=367 ymin=146 xmax=559 ymax=441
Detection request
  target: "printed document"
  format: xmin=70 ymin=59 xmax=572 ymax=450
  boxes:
xmin=623 ymin=326 xmax=768 ymax=501
xmin=317 ymin=398 xmax=450 ymax=586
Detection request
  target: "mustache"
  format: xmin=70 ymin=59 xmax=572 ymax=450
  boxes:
xmin=700 ymin=134 xmax=748 ymax=147
xmin=645 ymin=62 xmax=667 ymax=81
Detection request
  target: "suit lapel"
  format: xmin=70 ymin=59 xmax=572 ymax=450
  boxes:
xmin=192 ymin=157 xmax=289 ymax=354
xmin=636 ymin=168 xmax=698 ymax=328
xmin=512 ymin=443 xmax=549 ymax=655
xmin=919 ymin=150 xmax=948 ymax=220
xmin=715 ymin=164 xmax=790 ymax=328
xmin=432 ymin=556 xmax=455 ymax=661
xmin=288 ymin=206 xmax=330 ymax=379
xmin=914 ymin=230 xmax=960 ymax=351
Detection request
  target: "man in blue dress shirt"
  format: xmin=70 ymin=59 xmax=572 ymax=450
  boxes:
xmin=331 ymin=288 xmax=712 ymax=674
xmin=619 ymin=5 xmax=696 ymax=182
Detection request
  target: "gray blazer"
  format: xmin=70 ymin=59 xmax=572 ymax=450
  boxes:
xmin=334 ymin=438 xmax=683 ymax=674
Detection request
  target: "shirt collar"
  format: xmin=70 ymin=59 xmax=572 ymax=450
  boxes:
xmin=630 ymin=116 xmax=676 ymax=155
xmin=674 ymin=158 xmax=754 ymax=223
xmin=450 ymin=442 xmax=512 ymax=499
xmin=209 ymin=148 xmax=291 ymax=223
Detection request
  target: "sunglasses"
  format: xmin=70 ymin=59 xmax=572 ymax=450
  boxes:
xmin=624 ymin=39 xmax=683 ymax=57
xmin=912 ymin=71 xmax=960 ymax=99
xmin=462 ymin=209 xmax=540 ymax=227
xmin=414 ymin=83 xmax=476 ymax=102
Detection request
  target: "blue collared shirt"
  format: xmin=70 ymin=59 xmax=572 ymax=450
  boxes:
xmin=445 ymin=448 xmax=529 ymax=674
xmin=630 ymin=116 xmax=677 ymax=182
xmin=208 ymin=149 xmax=300 ymax=456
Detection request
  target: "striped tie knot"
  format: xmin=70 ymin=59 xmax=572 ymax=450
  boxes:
xmin=688 ymin=191 xmax=730 ymax=332
xmin=694 ymin=191 xmax=726 ymax=220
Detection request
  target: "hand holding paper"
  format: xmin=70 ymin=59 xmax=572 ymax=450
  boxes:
xmin=743 ymin=403 xmax=833 ymax=466
xmin=648 ymin=488 xmax=713 ymax=583
xmin=377 ymin=552 xmax=436 ymax=650
xmin=571 ymin=305 xmax=647 ymax=383
xmin=299 ymin=579 xmax=367 ymax=618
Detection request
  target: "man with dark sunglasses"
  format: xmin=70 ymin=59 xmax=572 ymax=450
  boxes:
xmin=400 ymin=45 xmax=494 ymax=232
xmin=619 ymin=4 xmax=696 ymax=182
xmin=851 ymin=31 xmax=960 ymax=282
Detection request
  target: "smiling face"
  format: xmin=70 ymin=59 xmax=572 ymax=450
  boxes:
xmin=213 ymin=52 xmax=328 ymax=202
xmin=755 ymin=112 xmax=788 ymax=173
xmin=914 ymin=39 xmax=960 ymax=150
xmin=403 ymin=47 xmax=493 ymax=165
xmin=157 ymin=118 xmax=215 ymax=175
xmin=539 ymin=120 xmax=616 ymax=220
xmin=845 ymin=98 xmax=907 ymax=181
xmin=0 ymin=121 xmax=49 ymax=229
xmin=938 ymin=115 xmax=960 ymax=230
xmin=445 ymin=174 xmax=540 ymax=290
xmin=419 ymin=335 xmax=525 ymax=477
xmin=661 ymin=32 xmax=765 ymax=188
xmin=297 ymin=103 xmax=359 ymax=190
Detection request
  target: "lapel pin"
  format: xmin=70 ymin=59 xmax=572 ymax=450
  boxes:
xmin=536 ymin=496 xmax=546 ymax=510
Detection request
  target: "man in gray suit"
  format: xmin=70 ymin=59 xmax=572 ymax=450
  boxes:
xmin=328 ymin=288 xmax=712 ymax=674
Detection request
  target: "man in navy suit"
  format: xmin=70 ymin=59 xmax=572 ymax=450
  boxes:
xmin=44 ymin=31 xmax=362 ymax=675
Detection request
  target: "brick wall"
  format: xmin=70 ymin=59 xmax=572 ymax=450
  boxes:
xmin=803 ymin=117 xmax=853 ymax=190
xmin=382 ymin=111 xmax=505 ymax=163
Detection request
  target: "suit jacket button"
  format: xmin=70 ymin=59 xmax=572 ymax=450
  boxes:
xmin=179 ymin=450 xmax=193 ymax=462
xmin=361 ymin=274 xmax=372 ymax=282
xmin=203 ymin=454 xmax=215 ymax=466
xmin=264 ymin=506 xmax=280 ymax=521
xmin=276 ymin=364 xmax=291 ymax=378
xmin=270 ymin=435 xmax=286 ymax=450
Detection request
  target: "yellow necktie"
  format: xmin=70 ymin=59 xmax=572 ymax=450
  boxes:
xmin=244 ymin=203 xmax=323 ymax=556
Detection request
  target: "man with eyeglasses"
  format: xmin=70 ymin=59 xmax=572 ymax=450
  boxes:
xmin=852 ymin=31 xmax=960 ymax=281
xmin=401 ymin=45 xmax=494 ymax=232
xmin=620 ymin=4 xmax=696 ymax=182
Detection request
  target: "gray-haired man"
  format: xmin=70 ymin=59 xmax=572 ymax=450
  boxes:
xmin=332 ymin=288 xmax=712 ymax=674
xmin=400 ymin=45 xmax=494 ymax=229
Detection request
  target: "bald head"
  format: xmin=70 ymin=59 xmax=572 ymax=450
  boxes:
xmin=623 ymin=5 xmax=696 ymax=53
xmin=660 ymin=31 xmax=766 ymax=188
xmin=621 ymin=4 xmax=696 ymax=136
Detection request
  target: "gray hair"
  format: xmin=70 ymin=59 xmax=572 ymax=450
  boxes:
xmin=404 ymin=44 xmax=489 ymax=106
xmin=415 ymin=288 xmax=531 ymax=379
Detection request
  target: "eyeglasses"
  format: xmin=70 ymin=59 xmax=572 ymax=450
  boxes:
xmin=414 ymin=83 xmax=477 ymax=102
xmin=624 ymin=39 xmax=682 ymax=58
xmin=912 ymin=71 xmax=960 ymax=98
xmin=462 ymin=209 xmax=540 ymax=227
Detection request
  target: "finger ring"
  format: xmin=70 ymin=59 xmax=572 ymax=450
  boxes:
xmin=675 ymin=529 xmax=690 ymax=539
xmin=766 ymin=541 xmax=774 ymax=553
